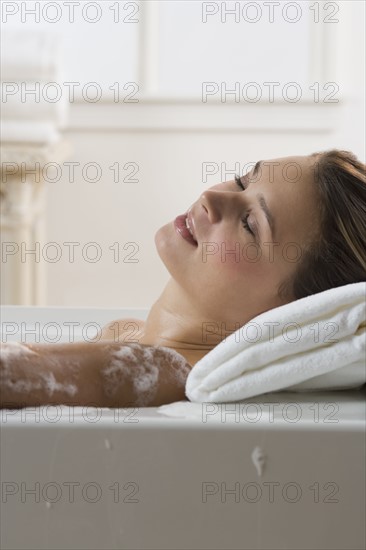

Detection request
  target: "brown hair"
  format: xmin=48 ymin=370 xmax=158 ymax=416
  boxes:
xmin=278 ymin=149 xmax=366 ymax=301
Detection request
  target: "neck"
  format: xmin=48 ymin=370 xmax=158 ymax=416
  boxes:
xmin=139 ymin=279 xmax=236 ymax=367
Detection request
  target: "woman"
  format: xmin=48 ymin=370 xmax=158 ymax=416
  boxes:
xmin=1 ymin=149 xmax=365 ymax=408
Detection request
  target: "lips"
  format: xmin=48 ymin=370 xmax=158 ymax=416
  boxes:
xmin=174 ymin=212 xmax=198 ymax=246
xmin=186 ymin=210 xmax=197 ymax=240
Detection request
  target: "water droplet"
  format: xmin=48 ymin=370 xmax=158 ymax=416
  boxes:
xmin=251 ymin=446 xmax=267 ymax=477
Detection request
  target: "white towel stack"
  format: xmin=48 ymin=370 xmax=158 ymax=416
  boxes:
xmin=186 ymin=282 xmax=366 ymax=403
xmin=1 ymin=30 xmax=68 ymax=145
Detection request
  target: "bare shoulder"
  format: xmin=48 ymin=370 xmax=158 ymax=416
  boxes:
xmin=99 ymin=317 xmax=145 ymax=343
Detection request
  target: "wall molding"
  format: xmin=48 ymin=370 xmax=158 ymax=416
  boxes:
xmin=65 ymin=100 xmax=342 ymax=132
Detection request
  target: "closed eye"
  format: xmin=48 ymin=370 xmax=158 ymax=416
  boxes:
xmin=234 ymin=174 xmax=246 ymax=190
xmin=234 ymin=174 xmax=254 ymax=235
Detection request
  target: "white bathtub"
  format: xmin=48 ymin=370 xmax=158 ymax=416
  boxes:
xmin=1 ymin=306 xmax=365 ymax=550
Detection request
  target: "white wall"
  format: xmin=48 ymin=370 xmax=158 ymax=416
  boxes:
xmin=1 ymin=1 xmax=365 ymax=308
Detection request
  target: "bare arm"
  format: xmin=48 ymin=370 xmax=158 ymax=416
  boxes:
xmin=0 ymin=340 xmax=192 ymax=409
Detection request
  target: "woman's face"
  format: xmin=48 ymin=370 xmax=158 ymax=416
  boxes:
xmin=155 ymin=154 xmax=321 ymax=325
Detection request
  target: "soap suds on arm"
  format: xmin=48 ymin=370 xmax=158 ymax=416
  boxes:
xmin=0 ymin=341 xmax=192 ymax=409
xmin=102 ymin=344 xmax=191 ymax=407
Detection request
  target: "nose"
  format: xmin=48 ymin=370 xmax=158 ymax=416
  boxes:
xmin=198 ymin=188 xmax=243 ymax=224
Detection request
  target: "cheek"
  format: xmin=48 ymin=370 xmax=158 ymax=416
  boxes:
xmin=200 ymin=239 xmax=264 ymax=276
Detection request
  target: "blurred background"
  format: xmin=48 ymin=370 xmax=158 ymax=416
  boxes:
xmin=0 ymin=0 xmax=365 ymax=308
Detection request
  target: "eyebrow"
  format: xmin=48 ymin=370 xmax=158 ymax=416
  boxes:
xmin=256 ymin=193 xmax=275 ymax=240
xmin=252 ymin=160 xmax=262 ymax=178
xmin=247 ymin=160 xmax=275 ymax=240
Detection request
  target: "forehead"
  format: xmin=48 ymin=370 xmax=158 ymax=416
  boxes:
xmin=258 ymin=155 xmax=315 ymax=179
xmin=256 ymin=155 xmax=320 ymax=244
xmin=209 ymin=155 xmax=315 ymax=190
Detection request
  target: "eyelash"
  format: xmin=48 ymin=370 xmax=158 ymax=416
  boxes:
xmin=234 ymin=174 xmax=245 ymax=190
xmin=234 ymin=174 xmax=254 ymax=235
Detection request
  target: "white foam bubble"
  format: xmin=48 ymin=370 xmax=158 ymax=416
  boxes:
xmin=157 ymin=401 xmax=203 ymax=419
xmin=2 ymin=377 xmax=43 ymax=393
xmin=0 ymin=341 xmax=37 ymax=362
xmin=158 ymin=346 xmax=191 ymax=384
xmin=133 ymin=364 xmax=159 ymax=394
xmin=101 ymin=344 xmax=191 ymax=407
xmin=111 ymin=346 xmax=138 ymax=362
xmin=40 ymin=372 xmax=78 ymax=397
xmin=0 ymin=343 xmax=78 ymax=399
xmin=251 ymin=446 xmax=267 ymax=477
xmin=102 ymin=345 xmax=160 ymax=406
xmin=1 ymin=371 xmax=77 ymax=397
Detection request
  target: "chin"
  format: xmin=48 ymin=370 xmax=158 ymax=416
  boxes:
xmin=154 ymin=223 xmax=192 ymax=281
xmin=154 ymin=223 xmax=169 ymax=255
xmin=154 ymin=223 xmax=175 ymax=268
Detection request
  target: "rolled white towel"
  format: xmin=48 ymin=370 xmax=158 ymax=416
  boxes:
xmin=185 ymin=282 xmax=366 ymax=402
